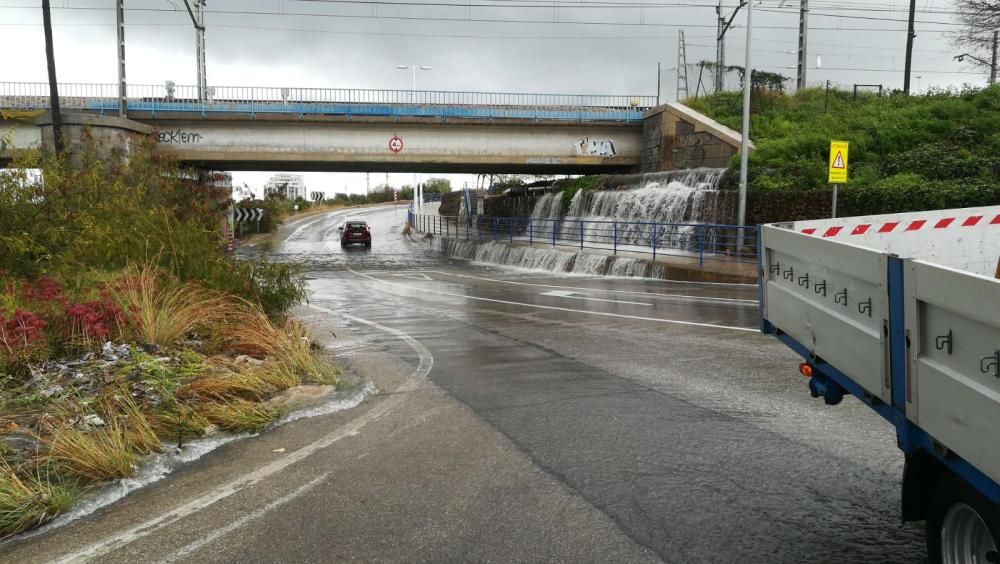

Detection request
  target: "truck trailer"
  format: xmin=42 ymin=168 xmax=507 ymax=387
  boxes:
xmin=759 ymin=205 xmax=1000 ymax=564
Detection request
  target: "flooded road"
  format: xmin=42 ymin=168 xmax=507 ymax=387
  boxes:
xmin=271 ymin=205 xmax=926 ymax=563
xmin=3 ymin=205 xmax=925 ymax=563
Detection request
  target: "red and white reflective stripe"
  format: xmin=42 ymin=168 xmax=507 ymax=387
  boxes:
xmin=801 ymin=213 xmax=1000 ymax=237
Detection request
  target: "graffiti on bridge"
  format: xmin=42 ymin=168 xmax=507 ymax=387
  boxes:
xmin=573 ymin=137 xmax=616 ymax=158
xmin=157 ymin=130 xmax=203 ymax=144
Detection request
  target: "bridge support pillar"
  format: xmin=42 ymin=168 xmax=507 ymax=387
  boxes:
xmin=37 ymin=112 xmax=154 ymax=165
xmin=641 ymin=103 xmax=748 ymax=172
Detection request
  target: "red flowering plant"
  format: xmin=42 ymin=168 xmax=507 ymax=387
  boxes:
xmin=0 ymin=308 xmax=48 ymax=375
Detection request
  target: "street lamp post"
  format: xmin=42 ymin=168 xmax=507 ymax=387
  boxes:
xmin=396 ymin=65 xmax=431 ymax=210
xmin=395 ymin=64 xmax=432 ymax=97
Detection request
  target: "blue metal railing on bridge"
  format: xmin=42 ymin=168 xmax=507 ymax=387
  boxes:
xmin=1 ymin=82 xmax=655 ymax=123
xmin=407 ymin=211 xmax=758 ymax=265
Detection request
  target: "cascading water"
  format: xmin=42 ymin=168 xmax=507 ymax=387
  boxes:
xmin=529 ymin=191 xmax=563 ymax=220
xmin=557 ymin=168 xmax=732 ymax=249
xmin=433 ymin=168 xmax=734 ymax=279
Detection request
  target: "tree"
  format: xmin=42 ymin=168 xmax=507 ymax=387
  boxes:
xmin=950 ymin=1 xmax=1000 ymax=78
xmin=423 ymin=178 xmax=452 ymax=193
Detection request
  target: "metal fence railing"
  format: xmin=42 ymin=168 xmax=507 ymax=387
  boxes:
xmin=408 ymin=212 xmax=758 ymax=265
xmin=0 ymin=82 xmax=656 ymax=122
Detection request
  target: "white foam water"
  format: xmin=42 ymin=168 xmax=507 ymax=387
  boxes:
xmin=14 ymin=383 xmax=373 ymax=541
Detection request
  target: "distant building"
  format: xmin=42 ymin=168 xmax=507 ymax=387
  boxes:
xmin=264 ymin=173 xmax=307 ymax=200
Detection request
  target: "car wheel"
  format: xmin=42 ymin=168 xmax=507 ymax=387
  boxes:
xmin=927 ymin=473 xmax=1000 ymax=564
xmin=364 ymin=242 xmax=371 ymax=249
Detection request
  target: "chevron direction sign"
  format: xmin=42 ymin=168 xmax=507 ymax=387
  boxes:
xmin=310 ymin=191 xmax=324 ymax=202
xmin=234 ymin=208 xmax=264 ymax=222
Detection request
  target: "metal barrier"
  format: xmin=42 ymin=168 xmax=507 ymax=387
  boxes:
xmin=0 ymin=82 xmax=655 ymax=123
xmin=408 ymin=212 xmax=757 ymax=265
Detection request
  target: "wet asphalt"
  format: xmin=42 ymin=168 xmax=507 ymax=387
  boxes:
xmin=0 ymin=205 xmax=927 ymax=563
xmin=270 ymin=206 xmax=927 ymax=562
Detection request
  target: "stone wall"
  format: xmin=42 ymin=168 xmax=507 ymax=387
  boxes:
xmin=641 ymin=103 xmax=747 ymax=172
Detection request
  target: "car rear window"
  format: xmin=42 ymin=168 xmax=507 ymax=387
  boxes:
xmin=347 ymin=223 xmax=366 ymax=232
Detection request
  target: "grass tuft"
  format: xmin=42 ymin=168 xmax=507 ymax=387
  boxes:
xmin=223 ymin=310 xmax=340 ymax=387
xmin=193 ymin=398 xmax=277 ymax=434
xmin=45 ymin=425 xmax=137 ymax=483
xmin=109 ymin=265 xmax=242 ymax=346
xmin=0 ymin=461 xmax=77 ymax=539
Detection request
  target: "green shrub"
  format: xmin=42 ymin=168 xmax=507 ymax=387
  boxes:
xmin=688 ymin=84 xmax=1000 ymax=218
xmin=0 ymin=139 xmax=305 ymax=317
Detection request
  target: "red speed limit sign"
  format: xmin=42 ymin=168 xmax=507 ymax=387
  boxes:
xmin=388 ymin=135 xmax=404 ymax=153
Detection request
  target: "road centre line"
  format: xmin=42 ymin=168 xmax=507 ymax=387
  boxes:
xmin=376 ymin=270 xmax=758 ymax=306
xmin=349 ymin=269 xmax=756 ymax=333
xmin=54 ymin=308 xmax=433 ymax=563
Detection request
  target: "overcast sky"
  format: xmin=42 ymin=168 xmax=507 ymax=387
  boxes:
xmin=1 ymin=0 xmax=982 ymax=194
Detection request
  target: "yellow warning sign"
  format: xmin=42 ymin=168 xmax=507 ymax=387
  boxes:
xmin=828 ymin=140 xmax=849 ymax=184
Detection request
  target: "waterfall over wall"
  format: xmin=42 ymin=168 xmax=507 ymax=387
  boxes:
xmin=526 ymin=168 xmax=735 ymax=250
xmin=531 ymin=168 xmax=732 ymax=225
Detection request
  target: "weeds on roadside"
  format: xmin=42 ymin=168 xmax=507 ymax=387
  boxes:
xmin=0 ymin=460 xmax=77 ymax=539
xmin=194 ymin=397 xmax=276 ymax=434
xmin=224 ymin=310 xmax=340 ymax=387
xmin=108 ymin=264 xmax=238 ymax=346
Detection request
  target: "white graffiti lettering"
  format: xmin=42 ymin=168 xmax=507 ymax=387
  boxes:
xmin=573 ymin=137 xmax=616 ymax=157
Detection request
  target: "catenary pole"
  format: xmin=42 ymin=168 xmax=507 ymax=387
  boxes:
xmin=117 ymin=0 xmax=127 ymax=117
xmin=737 ymin=0 xmax=752 ymax=227
xmin=42 ymin=0 xmax=63 ymax=153
xmin=903 ymin=0 xmax=917 ymax=94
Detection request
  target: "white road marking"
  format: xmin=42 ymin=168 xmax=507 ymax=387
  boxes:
xmin=54 ymin=309 xmax=433 ymax=563
xmin=287 ymin=213 xmax=341 ymax=241
xmin=424 ymin=270 xmax=758 ymax=306
xmin=350 ymin=269 xmax=757 ymax=333
xmin=157 ymin=473 xmax=330 ymax=564
xmin=390 ymin=273 xmax=433 ymax=281
xmin=539 ymin=290 xmax=652 ymax=306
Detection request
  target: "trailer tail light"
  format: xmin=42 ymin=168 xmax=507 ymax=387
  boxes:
xmin=799 ymin=363 xmax=814 ymax=378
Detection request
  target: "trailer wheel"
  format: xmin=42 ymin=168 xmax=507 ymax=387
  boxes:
xmin=927 ymin=474 xmax=1000 ymax=564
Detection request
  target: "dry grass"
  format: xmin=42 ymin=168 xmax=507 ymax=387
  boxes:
xmin=223 ymin=310 xmax=340 ymax=387
xmin=106 ymin=393 xmax=161 ymax=456
xmin=193 ymin=397 xmax=276 ymax=434
xmin=0 ymin=461 xmax=77 ymax=539
xmin=176 ymin=357 xmax=274 ymax=401
xmin=45 ymin=425 xmax=137 ymax=483
xmin=148 ymin=406 xmax=211 ymax=447
xmin=44 ymin=391 xmax=161 ymax=482
xmin=109 ymin=264 xmax=243 ymax=346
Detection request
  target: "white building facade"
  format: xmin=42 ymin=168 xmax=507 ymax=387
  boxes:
xmin=263 ymin=173 xmax=307 ymax=200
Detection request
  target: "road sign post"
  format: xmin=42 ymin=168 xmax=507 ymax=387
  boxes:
xmin=828 ymin=140 xmax=849 ymax=218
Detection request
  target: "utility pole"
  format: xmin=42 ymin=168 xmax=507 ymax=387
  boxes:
xmin=737 ymin=0 xmax=753 ymax=228
xmin=116 ymin=0 xmax=126 ymax=117
xmin=181 ymin=1 xmax=207 ymax=101
xmin=41 ymin=0 xmax=63 ymax=153
xmin=657 ymin=62 xmax=661 ymax=105
xmin=715 ymin=1 xmax=747 ymax=94
xmin=677 ymin=31 xmax=690 ymax=101
xmin=796 ymin=0 xmax=809 ymax=90
xmin=715 ymin=0 xmax=726 ymax=93
xmin=903 ymin=0 xmax=917 ymax=95
xmin=195 ymin=0 xmax=206 ymax=101
xmin=992 ymin=30 xmax=998 ymax=85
